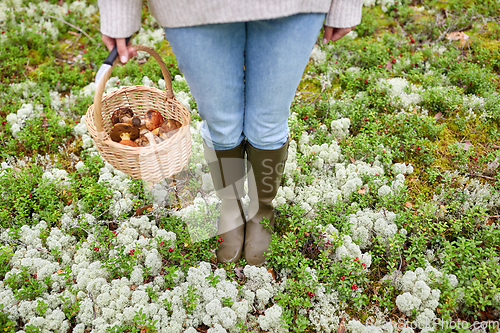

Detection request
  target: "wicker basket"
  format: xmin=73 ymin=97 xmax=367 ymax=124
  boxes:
xmin=85 ymin=44 xmax=191 ymax=182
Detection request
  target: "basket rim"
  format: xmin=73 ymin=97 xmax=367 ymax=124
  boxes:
xmin=101 ymin=84 xmax=170 ymax=98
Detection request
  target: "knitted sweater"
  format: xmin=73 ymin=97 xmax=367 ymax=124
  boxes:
xmin=98 ymin=0 xmax=363 ymax=39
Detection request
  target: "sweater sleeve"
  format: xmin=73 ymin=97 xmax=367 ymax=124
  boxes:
xmin=98 ymin=0 xmax=143 ymax=38
xmin=325 ymin=0 xmax=363 ymax=28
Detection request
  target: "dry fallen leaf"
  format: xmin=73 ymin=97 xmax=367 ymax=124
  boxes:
xmin=479 ymin=309 xmax=496 ymax=321
xmin=405 ymin=202 xmax=413 ymax=209
xmin=485 ymin=215 xmax=499 ymax=226
xmin=446 ymin=31 xmax=468 ymax=41
xmin=492 ymin=144 xmax=500 ymax=149
xmin=456 ymin=140 xmax=473 ymax=151
xmin=337 ymin=315 xmax=346 ymax=333
xmin=484 ymin=158 xmax=499 ymax=176
xmin=386 ymin=59 xmax=393 ymax=70
xmin=130 ymin=285 xmax=137 ymax=290
xmin=349 ymin=156 xmax=355 ymax=163
xmin=358 ymin=186 xmax=366 ymax=195
xmin=446 ymin=31 xmax=470 ymax=47
xmin=435 ymin=112 xmax=443 ymax=120
xmin=56 ymin=270 xmax=65 ymax=274
xmin=268 ymin=268 xmax=276 ymax=281
xmin=135 ymin=204 xmax=154 ymax=216
xmin=486 ymin=217 xmax=495 ymax=226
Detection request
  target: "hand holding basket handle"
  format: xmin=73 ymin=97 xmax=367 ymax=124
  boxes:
xmin=85 ymin=45 xmax=191 ymax=182
xmin=95 ymin=36 xmax=131 ymax=85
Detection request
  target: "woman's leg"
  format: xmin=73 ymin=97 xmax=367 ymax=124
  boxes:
xmin=244 ymin=13 xmax=325 ymax=149
xmin=243 ymin=13 xmax=325 ymax=265
xmin=164 ymin=23 xmax=246 ymax=150
xmin=164 ymin=24 xmax=247 ymax=262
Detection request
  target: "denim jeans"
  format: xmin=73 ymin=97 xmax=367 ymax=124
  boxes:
xmin=164 ymin=13 xmax=325 ymax=150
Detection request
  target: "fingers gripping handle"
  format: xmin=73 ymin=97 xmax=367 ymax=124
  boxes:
xmin=92 ymin=44 xmax=174 ymax=133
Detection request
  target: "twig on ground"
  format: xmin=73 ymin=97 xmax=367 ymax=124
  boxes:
xmin=0 ymin=238 xmax=49 ymax=254
xmin=47 ymin=15 xmax=95 ymax=42
xmin=64 ymin=33 xmax=81 ymax=51
xmin=88 ymin=291 xmax=96 ymax=331
xmin=468 ymin=173 xmax=496 ymax=181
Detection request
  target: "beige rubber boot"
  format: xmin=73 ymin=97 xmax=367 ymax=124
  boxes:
xmin=203 ymin=141 xmax=246 ymax=263
xmin=244 ymin=139 xmax=289 ymax=265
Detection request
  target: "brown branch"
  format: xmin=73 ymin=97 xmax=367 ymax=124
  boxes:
xmin=47 ymin=15 xmax=95 ymax=42
xmin=0 ymin=238 xmax=49 ymax=253
xmin=469 ymin=173 xmax=496 ymax=181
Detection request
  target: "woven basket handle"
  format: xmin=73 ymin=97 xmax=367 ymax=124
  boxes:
xmin=92 ymin=44 xmax=174 ymax=133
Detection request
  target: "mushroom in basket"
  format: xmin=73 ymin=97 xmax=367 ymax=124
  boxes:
xmin=111 ymin=107 xmax=142 ymax=127
xmin=144 ymin=109 xmax=164 ymax=131
xmin=109 ymin=123 xmax=140 ymax=147
xmin=152 ymin=119 xmax=182 ymax=140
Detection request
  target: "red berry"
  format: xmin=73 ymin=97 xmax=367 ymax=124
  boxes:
xmin=341 ymin=276 xmax=345 ymax=281
xmin=302 ymin=116 xmax=309 ymax=120
xmin=33 ymin=274 xmax=37 ymax=279
xmin=351 ymin=284 xmax=358 ymax=290
xmin=392 ymin=58 xmax=397 ymax=64
xmin=168 ymin=247 xmax=174 ymax=252
xmin=410 ymin=38 xmax=415 ymax=44
xmin=362 ymin=263 xmax=366 ymax=268
xmin=94 ymin=247 xmax=99 ymax=251
xmin=364 ymin=118 xmax=368 ymax=121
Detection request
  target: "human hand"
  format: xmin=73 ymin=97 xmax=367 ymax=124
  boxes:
xmin=101 ymin=35 xmax=137 ymax=64
xmin=322 ymin=26 xmax=355 ymax=44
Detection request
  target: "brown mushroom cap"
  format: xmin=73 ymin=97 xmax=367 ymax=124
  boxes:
xmin=111 ymin=108 xmax=134 ymax=126
xmin=131 ymin=116 xmax=142 ymax=127
xmin=109 ymin=123 xmax=139 ymax=142
xmin=145 ymin=109 xmax=164 ymax=131
xmin=157 ymin=119 xmax=182 ymax=140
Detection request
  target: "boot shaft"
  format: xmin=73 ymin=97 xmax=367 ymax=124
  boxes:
xmin=203 ymin=141 xmax=246 ymax=200
xmin=246 ymin=139 xmax=289 ymax=204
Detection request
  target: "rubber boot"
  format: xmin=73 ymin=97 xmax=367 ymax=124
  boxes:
xmin=244 ymin=139 xmax=289 ymax=265
xmin=203 ymin=141 xmax=246 ymax=263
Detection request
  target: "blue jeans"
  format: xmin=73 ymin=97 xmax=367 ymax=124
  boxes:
xmin=164 ymin=13 xmax=325 ymax=150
